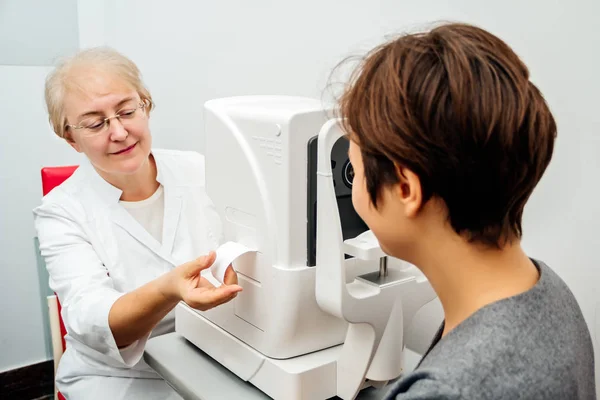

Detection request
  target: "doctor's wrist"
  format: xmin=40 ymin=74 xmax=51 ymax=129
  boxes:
xmin=156 ymin=271 xmax=182 ymax=304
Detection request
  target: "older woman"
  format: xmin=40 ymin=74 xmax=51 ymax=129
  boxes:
xmin=34 ymin=47 xmax=242 ymax=399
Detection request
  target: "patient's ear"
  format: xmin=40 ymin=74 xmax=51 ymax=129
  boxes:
xmin=394 ymin=165 xmax=422 ymax=218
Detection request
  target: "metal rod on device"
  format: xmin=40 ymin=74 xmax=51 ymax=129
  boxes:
xmin=379 ymin=257 xmax=388 ymax=277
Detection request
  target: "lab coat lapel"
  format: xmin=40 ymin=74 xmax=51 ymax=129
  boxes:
xmin=154 ymin=152 xmax=182 ymax=259
xmin=110 ymin=204 xmax=165 ymax=257
xmin=84 ymin=155 xmax=178 ymax=266
xmin=161 ymin=185 xmax=182 ymax=256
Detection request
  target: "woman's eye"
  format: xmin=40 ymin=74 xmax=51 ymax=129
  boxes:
xmin=87 ymin=121 xmax=104 ymax=130
xmin=119 ymin=109 xmax=136 ymax=117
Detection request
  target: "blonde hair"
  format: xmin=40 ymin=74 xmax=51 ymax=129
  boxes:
xmin=44 ymin=46 xmax=154 ymax=138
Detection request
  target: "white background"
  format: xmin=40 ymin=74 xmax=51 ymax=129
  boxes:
xmin=0 ymin=0 xmax=79 ymax=66
xmin=1 ymin=1 xmax=598 ymax=394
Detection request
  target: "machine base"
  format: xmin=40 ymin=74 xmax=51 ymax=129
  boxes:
xmin=176 ymin=303 xmax=344 ymax=400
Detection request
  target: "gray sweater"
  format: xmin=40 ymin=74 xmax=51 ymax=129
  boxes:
xmin=385 ymin=260 xmax=596 ymax=399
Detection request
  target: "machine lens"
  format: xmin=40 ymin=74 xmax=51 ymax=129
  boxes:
xmin=343 ymin=160 xmax=354 ymax=188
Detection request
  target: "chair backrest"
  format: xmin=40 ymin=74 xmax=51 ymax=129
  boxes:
xmin=41 ymin=166 xmax=78 ymax=196
xmin=40 ymin=165 xmax=78 ymax=351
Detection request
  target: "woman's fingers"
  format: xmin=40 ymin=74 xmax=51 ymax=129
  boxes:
xmin=181 ymin=252 xmax=216 ymax=278
xmin=186 ymin=284 xmax=242 ymax=310
xmin=209 ymin=292 xmax=239 ymax=309
xmin=223 ymin=265 xmax=238 ymax=285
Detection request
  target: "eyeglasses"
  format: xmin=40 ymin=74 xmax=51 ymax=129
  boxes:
xmin=65 ymin=100 xmax=150 ymax=137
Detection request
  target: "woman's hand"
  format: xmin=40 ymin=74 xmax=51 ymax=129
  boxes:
xmin=165 ymin=252 xmax=243 ymax=311
xmin=108 ymin=252 xmax=242 ymax=348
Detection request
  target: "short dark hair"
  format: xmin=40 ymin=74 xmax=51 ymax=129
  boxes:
xmin=338 ymin=22 xmax=557 ymax=247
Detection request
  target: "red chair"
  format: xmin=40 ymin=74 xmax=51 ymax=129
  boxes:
xmin=41 ymin=165 xmax=78 ymax=400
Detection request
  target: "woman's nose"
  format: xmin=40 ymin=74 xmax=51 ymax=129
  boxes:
xmin=108 ymin=118 xmax=128 ymax=141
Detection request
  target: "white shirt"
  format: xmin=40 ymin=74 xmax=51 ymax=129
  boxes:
xmin=120 ymin=185 xmax=165 ymax=244
xmin=33 ymin=149 xmax=223 ymax=399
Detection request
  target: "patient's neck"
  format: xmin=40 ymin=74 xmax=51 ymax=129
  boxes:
xmin=408 ymin=234 xmax=539 ymax=337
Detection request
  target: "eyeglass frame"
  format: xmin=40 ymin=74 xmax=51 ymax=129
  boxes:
xmin=64 ymin=99 xmax=151 ymax=134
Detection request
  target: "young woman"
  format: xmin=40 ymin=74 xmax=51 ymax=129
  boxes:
xmin=338 ymin=23 xmax=595 ymax=399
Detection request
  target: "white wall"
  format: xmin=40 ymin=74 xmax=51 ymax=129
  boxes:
xmin=0 ymin=1 xmax=79 ymax=66
xmin=0 ymin=0 xmax=107 ymax=373
xmin=0 ymin=66 xmax=77 ymax=372
xmin=0 ymin=0 xmax=82 ymax=372
xmin=2 ymin=1 xmax=599 ymax=391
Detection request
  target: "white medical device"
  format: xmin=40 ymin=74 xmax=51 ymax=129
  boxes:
xmin=175 ymin=96 xmax=437 ymax=400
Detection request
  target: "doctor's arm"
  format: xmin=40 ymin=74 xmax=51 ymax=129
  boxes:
xmin=108 ymin=252 xmax=241 ymax=348
xmin=34 ymin=202 xmax=241 ymax=366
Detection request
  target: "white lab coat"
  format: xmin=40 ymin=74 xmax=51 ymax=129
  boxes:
xmin=34 ymin=149 xmax=223 ymax=399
